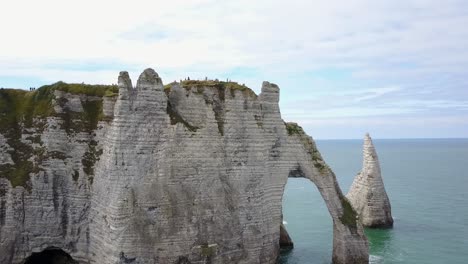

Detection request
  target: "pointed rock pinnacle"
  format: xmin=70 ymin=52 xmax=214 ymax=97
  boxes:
xmin=347 ymin=133 xmax=393 ymax=228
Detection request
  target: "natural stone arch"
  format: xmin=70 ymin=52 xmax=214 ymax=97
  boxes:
xmin=0 ymin=68 xmax=368 ymax=264
xmin=283 ymin=123 xmax=369 ymax=264
xmin=87 ymin=71 xmax=368 ymax=264
xmin=23 ymin=247 xmax=77 ymax=264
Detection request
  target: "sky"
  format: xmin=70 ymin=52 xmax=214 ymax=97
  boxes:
xmin=1 ymin=0 xmax=467 ymax=139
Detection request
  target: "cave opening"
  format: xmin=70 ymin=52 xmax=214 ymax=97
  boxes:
xmin=279 ymin=177 xmax=333 ymax=263
xmin=23 ymin=247 xmax=78 ymax=264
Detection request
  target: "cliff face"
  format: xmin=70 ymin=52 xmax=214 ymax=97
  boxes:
xmin=0 ymin=68 xmax=368 ymax=264
xmin=347 ymin=133 xmax=393 ymax=228
xmin=0 ymin=83 xmax=117 ymax=263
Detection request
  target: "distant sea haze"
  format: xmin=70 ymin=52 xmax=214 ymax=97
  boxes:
xmin=280 ymin=138 xmax=468 ymax=264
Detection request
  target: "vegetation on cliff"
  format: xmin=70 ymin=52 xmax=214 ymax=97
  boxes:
xmin=164 ymin=80 xmax=255 ymax=136
xmin=285 ymin=122 xmax=304 ymax=136
xmin=339 ymin=195 xmax=358 ymax=230
xmin=285 ymin=122 xmax=329 ymax=172
xmin=47 ymin=81 xmax=118 ymax=97
xmin=284 ymin=122 xmax=359 ymax=230
xmin=0 ymin=82 xmax=117 ymax=128
xmin=0 ymin=87 xmax=55 ymax=189
xmin=0 ymin=82 xmax=114 ymax=189
xmin=164 ymin=79 xmax=257 ymax=98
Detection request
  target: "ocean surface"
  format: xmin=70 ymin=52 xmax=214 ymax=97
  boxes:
xmin=279 ymin=138 xmax=468 ymax=264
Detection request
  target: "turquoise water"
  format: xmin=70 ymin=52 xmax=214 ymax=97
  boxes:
xmin=280 ymin=139 xmax=468 ymax=264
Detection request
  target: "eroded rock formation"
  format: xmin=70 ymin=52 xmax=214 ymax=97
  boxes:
xmin=0 ymin=68 xmax=368 ymax=263
xmin=347 ymin=133 xmax=393 ymax=228
xmin=279 ymin=223 xmax=293 ymax=250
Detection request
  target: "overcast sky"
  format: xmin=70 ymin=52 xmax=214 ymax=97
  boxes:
xmin=1 ymin=0 xmax=467 ymax=139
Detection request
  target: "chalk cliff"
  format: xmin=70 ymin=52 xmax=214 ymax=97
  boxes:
xmin=0 ymin=68 xmax=368 ymax=264
xmin=347 ymin=133 xmax=393 ymax=228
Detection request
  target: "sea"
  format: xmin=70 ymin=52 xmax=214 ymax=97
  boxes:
xmin=279 ymin=138 xmax=468 ymax=264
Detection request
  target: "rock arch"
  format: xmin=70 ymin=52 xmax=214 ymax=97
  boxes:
xmin=0 ymin=69 xmax=368 ymax=264
xmin=283 ymin=123 xmax=369 ymax=263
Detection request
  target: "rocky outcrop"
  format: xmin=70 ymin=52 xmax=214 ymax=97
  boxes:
xmin=0 ymin=69 xmax=368 ymax=264
xmin=279 ymin=223 xmax=293 ymax=249
xmin=285 ymin=123 xmax=368 ymax=264
xmin=347 ymin=133 xmax=393 ymax=228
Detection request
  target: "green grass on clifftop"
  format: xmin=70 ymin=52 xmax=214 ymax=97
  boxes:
xmin=48 ymin=81 xmax=118 ymax=97
xmin=164 ymin=80 xmax=256 ymax=135
xmin=0 ymin=87 xmax=55 ymax=128
xmin=0 ymin=82 xmax=117 ymax=128
xmin=164 ymin=80 xmax=257 ymax=98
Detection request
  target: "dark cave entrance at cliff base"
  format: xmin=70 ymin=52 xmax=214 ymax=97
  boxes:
xmin=279 ymin=178 xmax=333 ymax=263
xmin=24 ymin=247 xmax=78 ymax=264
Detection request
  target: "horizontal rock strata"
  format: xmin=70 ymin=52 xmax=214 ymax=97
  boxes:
xmin=0 ymin=69 xmax=368 ymax=264
xmin=347 ymin=133 xmax=393 ymax=228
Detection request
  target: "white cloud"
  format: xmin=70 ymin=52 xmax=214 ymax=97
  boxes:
xmin=2 ymin=0 xmax=466 ymax=74
xmin=1 ymin=0 xmax=467 ymax=138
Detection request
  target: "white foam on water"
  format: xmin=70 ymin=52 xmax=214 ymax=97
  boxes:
xmin=369 ymin=255 xmax=384 ymax=264
xmin=283 ymin=220 xmax=288 ymax=225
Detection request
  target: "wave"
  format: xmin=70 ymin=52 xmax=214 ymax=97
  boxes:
xmin=369 ymin=255 xmax=383 ymax=264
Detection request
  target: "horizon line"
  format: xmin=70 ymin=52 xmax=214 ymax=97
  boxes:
xmin=314 ymin=137 xmax=468 ymax=140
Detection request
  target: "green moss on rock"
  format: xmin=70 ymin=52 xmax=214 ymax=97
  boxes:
xmin=81 ymin=140 xmax=103 ymax=177
xmin=200 ymin=244 xmax=216 ymax=257
xmin=285 ymin=122 xmax=304 ymax=135
xmin=310 ymin=147 xmax=329 ymax=172
xmin=0 ymin=81 xmax=114 ymax=189
xmin=54 ymin=98 xmax=105 ymax=136
xmin=0 ymin=88 xmax=54 ymax=190
xmin=82 ymin=100 xmax=104 ymax=131
xmin=340 ymin=196 xmax=358 ymax=229
xmin=285 ymin=122 xmax=330 ymax=173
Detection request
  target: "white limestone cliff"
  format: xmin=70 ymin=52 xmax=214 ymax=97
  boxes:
xmin=0 ymin=69 xmax=369 ymax=264
xmin=347 ymin=133 xmax=393 ymax=228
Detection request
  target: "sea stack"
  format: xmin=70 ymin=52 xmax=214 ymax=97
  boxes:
xmin=347 ymin=133 xmax=393 ymax=228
